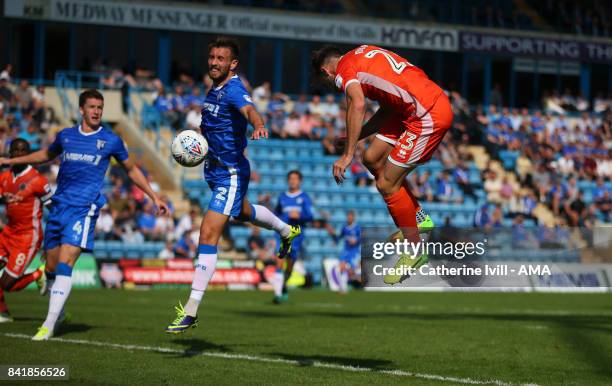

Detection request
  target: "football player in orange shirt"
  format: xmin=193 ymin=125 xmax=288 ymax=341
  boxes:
xmin=312 ymin=45 xmax=453 ymax=284
xmin=0 ymin=138 xmax=52 ymax=322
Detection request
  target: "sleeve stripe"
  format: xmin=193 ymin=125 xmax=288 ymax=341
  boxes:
xmin=344 ymin=79 xmax=360 ymax=92
xmin=41 ymin=192 xmax=54 ymax=204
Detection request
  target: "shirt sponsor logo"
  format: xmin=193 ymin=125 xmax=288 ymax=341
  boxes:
xmin=63 ymin=152 xmax=102 ymax=165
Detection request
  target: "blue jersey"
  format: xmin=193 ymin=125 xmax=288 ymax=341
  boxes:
xmin=48 ymin=125 xmax=129 ymax=208
xmin=340 ymin=223 xmax=361 ymax=251
xmin=200 ymin=75 xmax=254 ymax=167
xmin=275 ymin=191 xmax=314 ymax=227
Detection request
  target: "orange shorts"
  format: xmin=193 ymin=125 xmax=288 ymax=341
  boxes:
xmin=0 ymin=229 xmax=42 ymax=278
xmin=376 ymin=93 xmax=453 ymax=167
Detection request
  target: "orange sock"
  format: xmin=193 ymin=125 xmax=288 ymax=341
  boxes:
xmin=383 ymin=186 xmax=419 ymax=243
xmin=401 ymin=178 xmax=422 ymax=214
xmin=8 ymin=269 xmax=42 ymax=292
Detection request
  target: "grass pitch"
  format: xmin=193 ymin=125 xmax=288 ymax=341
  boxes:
xmin=1 ymin=289 xmax=611 ymax=385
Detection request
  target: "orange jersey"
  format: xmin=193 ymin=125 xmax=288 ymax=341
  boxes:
xmin=335 ymin=45 xmax=445 ymax=116
xmin=0 ymin=166 xmax=52 ymax=233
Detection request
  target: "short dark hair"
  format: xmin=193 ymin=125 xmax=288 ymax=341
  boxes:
xmin=79 ymin=89 xmax=104 ymax=107
xmin=208 ymin=37 xmax=240 ymax=61
xmin=311 ymin=45 xmax=342 ymax=77
xmin=287 ymin=170 xmax=303 ymax=180
xmin=9 ymin=138 xmax=30 ymax=153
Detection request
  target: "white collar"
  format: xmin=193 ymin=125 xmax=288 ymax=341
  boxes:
xmin=12 ymin=165 xmax=32 ymax=182
xmin=286 ymin=190 xmax=302 ymax=198
xmin=214 ymin=75 xmax=238 ymax=91
xmin=78 ymin=124 xmax=102 ymax=136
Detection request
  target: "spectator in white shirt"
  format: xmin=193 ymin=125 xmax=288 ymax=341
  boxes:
xmin=185 ymin=102 xmax=202 ymax=130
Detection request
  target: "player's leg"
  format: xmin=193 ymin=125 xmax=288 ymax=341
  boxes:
xmin=3 ymin=235 xmax=45 ymax=293
xmin=273 ymin=256 xmax=295 ymax=304
xmin=382 ymin=98 xmax=453 ymax=285
xmin=272 ymin=258 xmax=286 ymax=303
xmin=364 ymin=136 xmax=433 ymax=234
xmin=33 ymin=244 xmax=81 ymax=341
xmin=40 ymin=203 xmax=65 ymax=296
xmin=238 ymin=198 xmax=290 ymax=236
xmin=0 ymin=239 xmax=11 ymax=320
xmin=1 ymin=267 xmax=43 ymax=293
xmin=33 ymin=204 xmax=98 ymax=340
xmin=272 ymin=233 xmax=301 ymax=304
xmin=40 ymin=247 xmax=59 ymax=296
xmin=237 ymin=198 xmax=301 ymax=258
xmin=281 ymin=235 xmax=303 ymax=301
xmin=166 ymin=210 xmax=228 ymax=333
xmin=338 ymin=260 xmax=349 ymax=294
xmin=187 ymin=210 xmax=228 ymax=315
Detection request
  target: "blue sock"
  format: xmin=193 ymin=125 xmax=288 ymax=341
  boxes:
xmin=56 ymin=263 xmax=73 ymax=277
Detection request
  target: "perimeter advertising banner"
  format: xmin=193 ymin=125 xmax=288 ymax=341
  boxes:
xmin=97 ymin=258 xmax=262 ymax=288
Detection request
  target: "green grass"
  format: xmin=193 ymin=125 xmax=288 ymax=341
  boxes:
xmin=1 ymin=289 xmax=611 ymax=385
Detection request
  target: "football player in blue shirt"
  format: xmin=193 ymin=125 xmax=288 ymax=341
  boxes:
xmin=165 ymin=38 xmax=301 ymax=333
xmin=272 ymin=170 xmax=313 ymax=304
xmin=335 ymin=210 xmax=361 ymax=293
xmin=0 ymin=89 xmax=168 ymax=340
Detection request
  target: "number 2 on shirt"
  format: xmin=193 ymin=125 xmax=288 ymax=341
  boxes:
xmin=364 ymin=49 xmax=413 ymax=74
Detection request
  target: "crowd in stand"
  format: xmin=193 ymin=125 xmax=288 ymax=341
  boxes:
xmin=0 ymin=65 xmax=56 ymax=156
xmin=533 ymin=0 xmax=611 ymax=37
xmin=480 ymin=96 xmax=611 ymax=225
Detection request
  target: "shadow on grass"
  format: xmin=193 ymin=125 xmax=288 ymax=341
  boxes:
xmin=55 ymin=323 xmax=94 ymax=337
xmin=165 ymin=338 xmax=231 ymax=358
xmin=270 ymin=352 xmax=394 ymax=370
xmin=306 ymin=310 xmax=612 ymax=379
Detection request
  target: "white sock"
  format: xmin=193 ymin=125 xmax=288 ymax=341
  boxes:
xmin=273 ymin=270 xmax=284 ymax=297
xmin=339 ymin=270 xmax=349 ymax=293
xmin=42 ymin=275 xmax=72 ymax=330
xmin=250 ymin=204 xmax=291 ymax=237
xmin=185 ymin=245 xmax=218 ymax=316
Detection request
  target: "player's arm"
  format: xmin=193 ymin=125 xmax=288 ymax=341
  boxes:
xmin=119 ymin=158 xmax=169 ymax=215
xmin=333 ymin=82 xmax=365 ymax=184
xmin=0 ymin=148 xmax=59 ymax=167
xmin=345 ymin=82 xmax=366 ymax=156
xmin=239 ymin=105 xmax=268 ymax=140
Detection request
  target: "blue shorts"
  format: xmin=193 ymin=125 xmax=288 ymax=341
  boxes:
xmin=340 ymin=248 xmax=360 ymax=269
xmin=44 ymin=202 xmax=100 ymax=252
xmin=276 ymin=232 xmax=304 ymax=261
xmin=204 ymin=157 xmax=250 ymax=218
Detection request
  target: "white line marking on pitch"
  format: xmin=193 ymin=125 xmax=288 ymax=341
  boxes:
xmin=1 ymin=332 xmax=533 ymax=386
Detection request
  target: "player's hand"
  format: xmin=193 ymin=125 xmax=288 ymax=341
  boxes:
xmin=251 ymin=126 xmax=269 ymax=140
xmin=333 ymin=154 xmax=353 ymax=185
xmin=0 ymin=157 xmax=10 ymax=167
xmin=153 ymin=198 xmax=170 ymax=216
xmin=289 ymin=210 xmax=300 ymax=220
xmin=333 ymin=136 xmax=346 ymax=153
